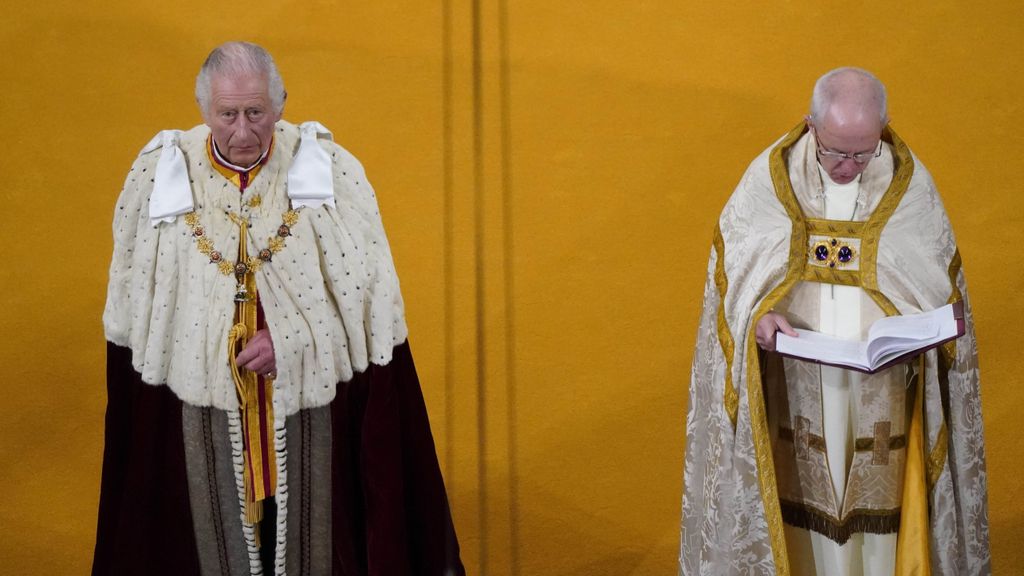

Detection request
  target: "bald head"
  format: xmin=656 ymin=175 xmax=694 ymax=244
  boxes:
xmin=809 ymin=67 xmax=888 ymax=129
xmin=808 ymin=68 xmax=889 ymax=184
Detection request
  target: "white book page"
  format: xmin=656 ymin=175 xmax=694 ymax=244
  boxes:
xmin=776 ymin=329 xmax=869 ymax=369
xmin=775 ymin=304 xmax=958 ymax=371
xmin=866 ymin=304 xmax=956 ymax=366
xmin=866 ymin=311 xmax=937 ymax=341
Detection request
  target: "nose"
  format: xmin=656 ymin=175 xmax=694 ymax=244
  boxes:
xmin=232 ymin=117 xmax=255 ymax=140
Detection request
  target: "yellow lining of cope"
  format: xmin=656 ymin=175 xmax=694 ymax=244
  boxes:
xmin=896 ymin=357 xmax=931 ymax=575
xmin=747 ymin=122 xmax=916 ymax=574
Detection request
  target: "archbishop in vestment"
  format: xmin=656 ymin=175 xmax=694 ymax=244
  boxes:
xmin=679 ymin=68 xmax=990 ymax=575
xmin=93 ymin=42 xmax=465 ymax=576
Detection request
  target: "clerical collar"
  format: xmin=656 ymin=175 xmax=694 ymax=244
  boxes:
xmin=207 ymin=136 xmax=274 ymax=192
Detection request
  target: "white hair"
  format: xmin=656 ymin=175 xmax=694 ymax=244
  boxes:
xmin=809 ymin=67 xmax=888 ymax=125
xmin=195 ymin=41 xmax=286 ymax=115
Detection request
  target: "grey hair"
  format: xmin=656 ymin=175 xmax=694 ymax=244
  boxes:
xmin=195 ymin=41 xmax=286 ymax=115
xmin=809 ymin=67 xmax=888 ymax=125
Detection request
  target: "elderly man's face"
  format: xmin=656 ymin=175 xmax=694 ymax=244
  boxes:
xmin=204 ymin=73 xmax=281 ymax=167
xmin=810 ymin=107 xmax=883 ymax=185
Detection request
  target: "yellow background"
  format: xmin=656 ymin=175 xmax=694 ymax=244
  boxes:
xmin=1 ymin=1 xmax=1021 ymax=574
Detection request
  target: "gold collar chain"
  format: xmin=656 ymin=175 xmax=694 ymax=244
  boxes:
xmin=184 ymin=208 xmax=301 ymax=298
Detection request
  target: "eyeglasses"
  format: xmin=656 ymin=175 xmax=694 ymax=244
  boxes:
xmin=812 ymin=129 xmax=882 ymax=165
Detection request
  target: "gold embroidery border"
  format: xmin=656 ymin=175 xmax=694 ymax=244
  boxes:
xmin=745 ymin=122 xmax=809 ymax=576
xmin=942 ymin=249 xmax=964 ymax=363
xmin=805 ymin=219 xmax=866 ymax=237
xmin=927 ymin=423 xmax=948 ymax=491
xmin=925 ymin=249 xmax=961 ymax=490
xmin=804 ymin=267 xmax=862 ymax=287
xmin=714 ymin=225 xmax=739 ymax=425
xmin=858 ymin=126 xmax=914 ymax=315
xmin=748 ymin=122 xmax=915 ymax=575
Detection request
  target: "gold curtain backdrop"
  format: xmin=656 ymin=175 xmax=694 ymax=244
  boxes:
xmin=1 ymin=2 xmax=1021 ymax=574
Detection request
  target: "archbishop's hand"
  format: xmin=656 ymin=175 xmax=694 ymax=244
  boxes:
xmin=755 ymin=311 xmax=798 ymax=352
xmin=236 ymin=328 xmax=277 ymax=378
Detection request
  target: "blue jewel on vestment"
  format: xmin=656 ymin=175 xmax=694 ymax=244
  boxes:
xmin=815 ymin=245 xmax=830 ymax=261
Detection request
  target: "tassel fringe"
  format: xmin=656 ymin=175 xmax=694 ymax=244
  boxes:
xmin=780 ymin=501 xmax=901 ymax=545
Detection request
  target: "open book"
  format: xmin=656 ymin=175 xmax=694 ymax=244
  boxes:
xmin=774 ymin=301 xmax=965 ymax=374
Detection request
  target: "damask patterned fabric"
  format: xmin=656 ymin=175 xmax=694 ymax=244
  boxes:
xmin=679 ymin=124 xmax=990 ymax=575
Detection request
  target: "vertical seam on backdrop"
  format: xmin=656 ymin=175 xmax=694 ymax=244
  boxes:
xmin=471 ymin=0 xmax=489 ymax=573
xmin=441 ymin=0 xmax=456 ymax=507
xmin=497 ymin=0 xmax=520 ymax=574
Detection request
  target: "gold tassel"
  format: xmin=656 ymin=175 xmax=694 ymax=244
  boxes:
xmin=229 ymin=321 xmax=266 ymax=534
xmin=226 ymin=217 xmax=277 ymax=548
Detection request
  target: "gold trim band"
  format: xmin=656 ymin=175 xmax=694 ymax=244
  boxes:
xmin=713 ymin=225 xmax=739 ymax=426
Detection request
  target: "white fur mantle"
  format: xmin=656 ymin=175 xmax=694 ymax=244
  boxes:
xmin=103 ymin=121 xmax=408 ymax=415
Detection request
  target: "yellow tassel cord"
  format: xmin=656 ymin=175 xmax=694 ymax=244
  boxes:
xmin=226 ymin=219 xmax=277 ymax=547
